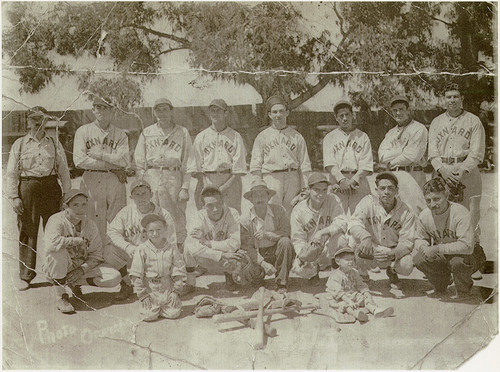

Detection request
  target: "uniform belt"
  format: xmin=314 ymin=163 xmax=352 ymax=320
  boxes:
xmin=341 ymin=170 xmax=357 ymax=175
xmin=19 ymin=175 xmax=57 ymax=181
xmin=149 ymin=277 xmax=164 ymax=284
xmin=84 ymin=169 xmax=121 ymax=173
xmin=147 ymin=165 xmax=181 ymax=171
xmin=270 ymin=168 xmax=298 ymax=173
xmin=441 ymin=156 xmax=467 ymax=164
xmin=204 ymin=169 xmax=232 ymax=174
xmin=392 ymin=165 xmax=424 ymax=172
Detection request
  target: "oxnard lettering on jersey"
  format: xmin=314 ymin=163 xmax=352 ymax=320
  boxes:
xmin=203 ymin=139 xmax=235 ymax=156
xmin=145 ymin=137 xmax=182 ymax=152
xmin=428 ymin=228 xmax=458 ymax=242
xmin=262 ymin=137 xmax=297 ymax=157
xmin=436 ymin=126 xmax=472 ymax=144
xmin=85 ymin=137 xmax=119 ymax=150
xmin=303 ymin=215 xmax=332 ymax=233
xmin=204 ymin=231 xmax=227 ymax=241
xmin=123 ymin=224 xmax=144 ymax=240
xmin=331 ymin=139 xmax=363 ymax=155
xmin=365 ymin=216 xmax=402 ymax=231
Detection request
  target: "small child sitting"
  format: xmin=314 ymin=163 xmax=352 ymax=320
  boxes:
xmin=326 ymin=236 xmax=394 ymax=322
xmin=130 ymin=214 xmax=187 ymax=322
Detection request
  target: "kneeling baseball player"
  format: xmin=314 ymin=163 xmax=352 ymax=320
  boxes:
xmin=42 ymin=190 xmax=121 ymax=314
xmin=130 ymin=214 xmax=187 ymax=322
xmin=240 ymin=179 xmax=295 ymax=292
xmin=103 ymin=179 xmax=177 ymax=301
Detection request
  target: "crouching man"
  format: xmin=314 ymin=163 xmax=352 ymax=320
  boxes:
xmin=291 ymin=173 xmax=347 ymax=284
xmin=42 ymin=189 xmax=121 ymax=314
xmin=104 ymin=179 xmax=176 ymax=301
xmin=184 ymin=186 xmax=243 ymax=291
xmin=349 ymin=172 xmax=416 ymax=286
xmin=241 ymin=179 xmax=295 ymax=292
xmin=130 ymin=214 xmax=186 ymax=322
xmin=413 ymin=178 xmax=480 ymax=301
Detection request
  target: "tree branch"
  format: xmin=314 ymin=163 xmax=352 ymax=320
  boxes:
xmin=158 ymin=47 xmax=190 ymax=56
xmin=430 ymin=15 xmax=454 ymax=26
xmin=333 ymin=3 xmax=347 ymax=37
xmin=289 ymin=76 xmax=333 ymax=109
xmin=126 ymin=24 xmax=191 ymax=47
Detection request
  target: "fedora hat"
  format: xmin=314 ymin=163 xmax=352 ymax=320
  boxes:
xmin=243 ymin=179 xmax=276 ymax=200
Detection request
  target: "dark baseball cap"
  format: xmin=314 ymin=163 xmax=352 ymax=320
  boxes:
xmin=266 ymin=95 xmax=287 ymax=112
xmin=333 ymin=100 xmax=353 ymax=115
xmin=141 ymin=213 xmax=166 ymax=228
xmin=209 ymin=99 xmax=228 ymax=111
xmin=154 ymin=98 xmax=173 ymax=109
xmin=376 ymin=172 xmax=399 ymax=187
xmin=308 ymin=172 xmax=330 ymax=187
xmin=130 ymin=179 xmax=151 ymax=194
xmin=64 ymin=189 xmax=88 ymax=204
xmin=390 ymin=95 xmax=409 ymax=107
xmin=27 ymin=106 xmax=48 ymax=118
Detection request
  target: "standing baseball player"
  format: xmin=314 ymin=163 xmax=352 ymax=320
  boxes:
xmin=323 ymin=100 xmax=373 ymax=214
xmin=250 ymin=95 xmax=312 ymax=215
xmin=134 ymin=98 xmax=192 ymax=248
xmin=290 ymin=173 xmax=347 ymax=283
xmin=187 ymin=99 xmax=247 ymax=212
xmin=73 ymin=96 xmax=129 ymax=241
xmin=103 ymin=179 xmax=177 ymax=300
xmin=378 ymin=95 xmax=428 ymax=213
xmin=428 ymin=83 xmax=486 ymax=279
xmin=6 ymin=106 xmax=71 ymax=291
xmin=349 ymin=172 xmax=416 ymax=285
xmin=413 ymin=178 xmax=480 ymax=301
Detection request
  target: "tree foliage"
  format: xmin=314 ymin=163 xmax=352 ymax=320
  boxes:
xmin=3 ymin=1 xmax=495 ymax=111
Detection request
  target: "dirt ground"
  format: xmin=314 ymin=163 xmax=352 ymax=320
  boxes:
xmin=2 ymin=172 xmax=498 ymax=369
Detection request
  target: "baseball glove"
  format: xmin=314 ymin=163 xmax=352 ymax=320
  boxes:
xmin=290 ymin=189 xmax=310 ymax=208
xmin=232 ymin=253 xmax=266 ymax=286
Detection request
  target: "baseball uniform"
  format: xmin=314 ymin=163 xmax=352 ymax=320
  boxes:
xmin=428 ymin=110 xmax=485 ymax=239
xmin=250 ymin=126 xmax=312 ymax=215
xmin=290 ymin=194 xmax=347 ymax=278
xmin=323 ymin=127 xmax=374 ymax=213
xmin=73 ymin=121 xmax=130 ymax=241
xmin=184 ymin=206 xmax=241 ymax=275
xmin=130 ymin=239 xmax=186 ymax=321
xmin=6 ymin=130 xmax=71 ymax=285
xmin=413 ymin=202 xmax=478 ymax=294
xmin=134 ymin=123 xmax=192 ymax=244
xmin=187 ymin=125 xmax=247 ymax=212
xmin=349 ymin=195 xmax=417 ymax=277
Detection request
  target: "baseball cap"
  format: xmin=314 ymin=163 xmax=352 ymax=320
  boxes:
xmin=444 ymin=82 xmax=461 ymax=93
xmin=308 ymin=172 xmax=330 ymax=187
xmin=390 ymin=95 xmax=409 ymax=107
xmin=141 ymin=213 xmax=166 ymax=228
xmin=27 ymin=106 xmax=48 ymax=118
xmin=333 ymin=100 xmax=353 ymax=115
xmin=209 ymin=99 xmax=228 ymax=111
xmin=333 ymin=235 xmax=354 ymax=258
xmin=376 ymin=172 xmax=399 ymax=187
xmin=266 ymin=95 xmax=287 ymax=112
xmin=201 ymin=185 xmax=222 ymax=198
xmin=93 ymin=96 xmax=112 ymax=107
xmin=130 ymin=179 xmax=151 ymax=194
xmin=64 ymin=189 xmax=88 ymax=204
xmin=243 ymin=179 xmax=276 ymax=200
xmin=154 ymin=98 xmax=173 ymax=109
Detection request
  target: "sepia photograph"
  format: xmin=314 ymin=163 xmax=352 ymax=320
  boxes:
xmin=1 ymin=1 xmax=498 ymax=369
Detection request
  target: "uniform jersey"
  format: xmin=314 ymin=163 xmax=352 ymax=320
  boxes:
xmin=415 ymin=202 xmax=473 ymax=256
xmin=378 ymin=120 xmax=428 ymax=167
xmin=187 ymin=125 xmax=247 ymax=174
xmin=326 ymin=268 xmax=369 ymax=301
xmin=290 ymin=194 xmax=347 ymax=257
xmin=73 ymin=121 xmax=130 ymax=170
xmin=107 ymin=203 xmax=177 ymax=257
xmin=322 ymin=128 xmax=373 ymax=182
xmin=134 ymin=123 xmax=193 ymax=189
xmin=6 ymin=132 xmax=71 ymax=199
xmin=428 ymin=111 xmax=485 ymax=172
xmin=349 ymin=195 xmax=416 ymax=259
xmin=44 ymin=210 xmax=103 ymax=272
xmin=250 ymin=126 xmax=312 ymax=174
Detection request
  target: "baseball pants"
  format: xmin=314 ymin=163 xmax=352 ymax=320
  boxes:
xmin=183 ymin=238 xmax=239 ymax=275
xmin=263 ymin=171 xmax=301 ymax=216
xmin=80 ymin=171 xmax=127 ymax=242
xmin=334 ymin=175 xmax=370 ymax=214
xmin=140 ymin=290 xmax=181 ymax=321
xmin=259 ymin=237 xmax=295 ymax=286
xmin=413 ymin=251 xmax=478 ymax=294
xmin=356 ymin=245 xmax=414 ymax=277
xmin=17 ymin=175 xmax=62 ymax=282
xmin=195 ymin=173 xmax=242 ymax=213
xmin=103 ymin=243 xmax=133 ymax=285
xmin=144 ymin=169 xmax=187 ymax=244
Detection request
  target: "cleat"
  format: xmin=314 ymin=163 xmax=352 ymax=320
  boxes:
xmin=375 ymin=306 xmax=394 ymax=318
xmin=57 ymin=294 xmax=75 ymax=313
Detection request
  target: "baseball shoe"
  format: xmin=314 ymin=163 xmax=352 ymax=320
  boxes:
xmin=57 ymin=294 xmax=75 ymax=314
xmin=386 ymin=267 xmax=401 ymax=287
xmin=472 ymin=270 xmax=483 ymax=280
xmin=374 ymin=306 xmax=394 ymax=318
xmin=449 ymin=290 xmax=481 ymax=304
xmin=427 ymin=287 xmax=451 ymax=299
xmin=16 ymin=279 xmax=30 ymax=291
xmin=115 ymin=282 xmax=134 ymax=301
xmin=354 ymin=309 xmax=369 ymax=322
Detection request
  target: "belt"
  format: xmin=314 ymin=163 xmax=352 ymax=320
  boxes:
xmin=84 ymin=169 xmax=121 ymax=173
xmin=149 ymin=277 xmax=163 ymax=285
xmin=441 ymin=156 xmax=467 ymax=164
xmin=270 ymin=168 xmax=298 ymax=173
xmin=204 ymin=169 xmax=231 ymax=174
xmin=20 ymin=174 xmax=57 ymax=181
xmin=147 ymin=165 xmax=181 ymax=171
xmin=341 ymin=170 xmax=357 ymax=175
xmin=392 ymin=165 xmax=424 ymax=172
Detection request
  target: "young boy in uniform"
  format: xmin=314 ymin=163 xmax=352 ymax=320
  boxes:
xmin=130 ymin=214 xmax=187 ymax=322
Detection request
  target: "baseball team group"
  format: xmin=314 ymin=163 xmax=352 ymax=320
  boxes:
xmin=6 ymin=82 xmax=487 ymax=322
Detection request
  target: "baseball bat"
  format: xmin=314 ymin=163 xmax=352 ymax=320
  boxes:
xmin=213 ymin=304 xmax=317 ymax=324
xmin=252 ymin=287 xmax=265 ymax=350
xmin=246 ymin=319 xmax=277 ymax=337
